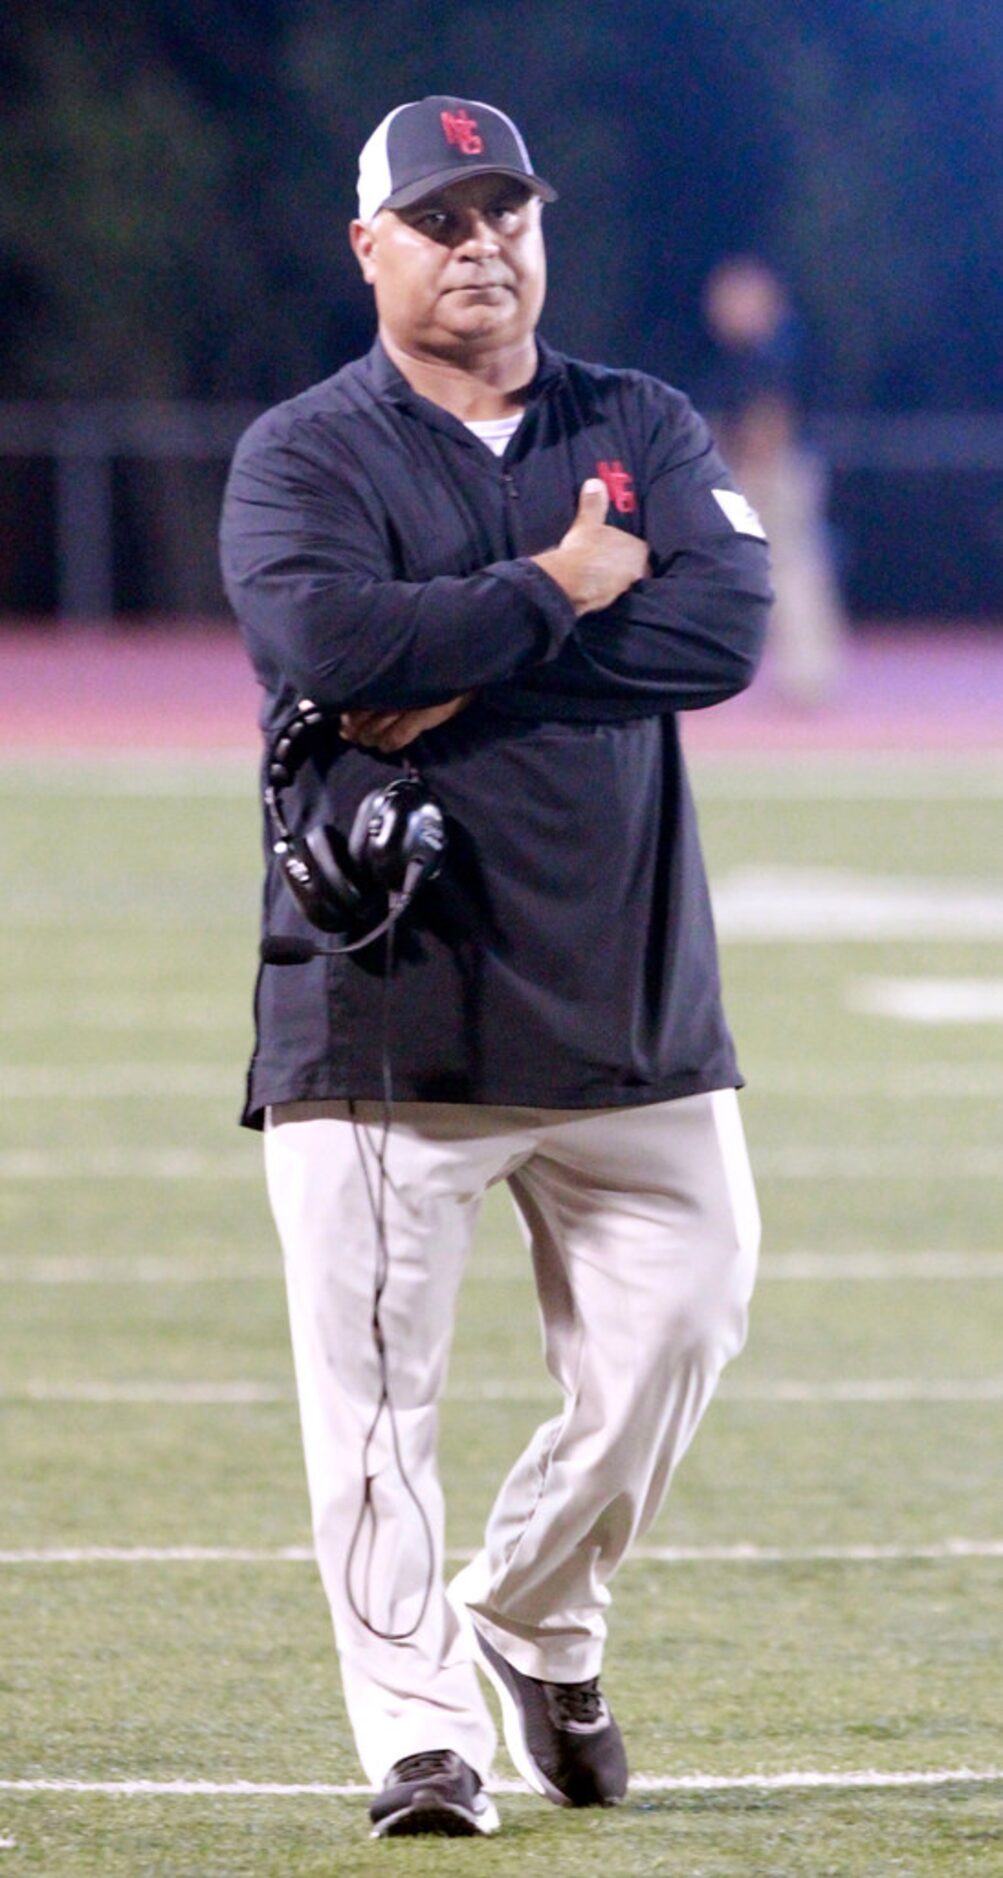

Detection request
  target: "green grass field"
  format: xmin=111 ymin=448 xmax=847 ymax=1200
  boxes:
xmin=2 ymin=748 xmax=1002 ymax=1877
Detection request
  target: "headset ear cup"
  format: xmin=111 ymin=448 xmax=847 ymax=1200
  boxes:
xmin=279 ymin=826 xmax=373 ymax=935
xmin=347 ymin=787 xmax=384 ymax=872
xmin=304 ymin=823 xmax=379 ymax=928
xmin=349 ymin=779 xmax=427 ymax=891
xmin=350 ymin=777 xmax=447 ymax=897
xmin=275 ymin=837 xmax=342 ymax=933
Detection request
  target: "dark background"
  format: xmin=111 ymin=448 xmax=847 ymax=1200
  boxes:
xmin=1 ymin=0 xmax=1001 ymax=617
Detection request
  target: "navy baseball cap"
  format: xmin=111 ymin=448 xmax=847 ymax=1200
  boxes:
xmin=357 ymin=96 xmax=557 ymax=224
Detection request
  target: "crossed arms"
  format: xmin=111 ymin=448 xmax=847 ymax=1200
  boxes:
xmin=220 ymin=392 xmax=772 ymax=746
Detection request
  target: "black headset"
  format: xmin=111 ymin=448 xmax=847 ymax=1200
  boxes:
xmin=262 ymin=697 xmax=444 ymax=1633
xmin=263 ymin=698 xmax=446 ymax=940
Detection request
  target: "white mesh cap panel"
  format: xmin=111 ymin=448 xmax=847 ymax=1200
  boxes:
xmin=356 ymin=105 xmax=409 ymax=224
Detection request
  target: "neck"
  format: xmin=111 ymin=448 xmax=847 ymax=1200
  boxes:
xmin=379 ymin=330 xmax=537 ymax=419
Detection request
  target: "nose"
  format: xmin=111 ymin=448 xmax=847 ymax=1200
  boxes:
xmin=457 ymin=212 xmax=501 ymax=257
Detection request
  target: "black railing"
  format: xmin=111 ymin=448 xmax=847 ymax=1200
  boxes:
xmin=1 ymin=403 xmax=1002 ymax=620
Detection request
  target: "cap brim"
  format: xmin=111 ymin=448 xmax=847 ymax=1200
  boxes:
xmin=382 ymin=165 xmax=557 ymax=212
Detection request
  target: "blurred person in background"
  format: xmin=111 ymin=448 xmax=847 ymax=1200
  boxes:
xmin=221 ymin=95 xmax=770 ymax=1840
xmin=701 ymin=255 xmax=846 ymax=708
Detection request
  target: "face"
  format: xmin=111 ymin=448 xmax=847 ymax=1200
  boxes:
xmin=704 ymin=260 xmax=787 ymax=347
xmin=350 ymin=174 xmax=547 ymax=362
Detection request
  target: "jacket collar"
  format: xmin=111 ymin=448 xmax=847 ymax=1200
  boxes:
xmin=364 ymin=334 xmax=568 ymax=424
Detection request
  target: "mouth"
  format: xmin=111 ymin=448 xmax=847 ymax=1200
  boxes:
xmin=445 ymin=279 xmax=513 ymax=296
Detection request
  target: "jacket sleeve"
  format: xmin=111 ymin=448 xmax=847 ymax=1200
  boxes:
xmin=219 ymin=412 xmax=576 ymax=709
xmin=489 ymin=387 xmax=772 ymax=716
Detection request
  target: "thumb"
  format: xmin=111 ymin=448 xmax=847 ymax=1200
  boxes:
xmin=577 ymin=477 xmax=609 ymax=526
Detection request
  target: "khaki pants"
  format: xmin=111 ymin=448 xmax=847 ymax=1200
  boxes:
xmin=264 ymin=1090 xmax=760 ymax=1785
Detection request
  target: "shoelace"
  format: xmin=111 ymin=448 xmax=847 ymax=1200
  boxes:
xmin=547 ymin=1677 xmax=605 ymax=1727
xmin=391 ymin=1749 xmax=459 ymax=1785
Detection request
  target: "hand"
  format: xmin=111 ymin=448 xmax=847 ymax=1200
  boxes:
xmin=531 ymin=479 xmax=650 ymax=616
xmin=339 ymin=691 xmax=474 ymax=754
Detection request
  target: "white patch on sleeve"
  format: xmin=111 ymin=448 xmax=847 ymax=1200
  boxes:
xmin=711 ymin=488 xmax=768 ymax=540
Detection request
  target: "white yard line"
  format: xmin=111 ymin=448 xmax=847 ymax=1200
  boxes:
xmin=727 ymin=1379 xmax=1003 ymax=1402
xmin=0 ymin=1150 xmax=259 ymax=1180
xmin=849 ymin=977 xmax=1003 ymax=1025
xmin=6 ymin=1381 xmax=289 ymax=1404
xmin=0 ymin=1547 xmax=317 ymax=1564
xmin=7 ymin=1373 xmax=1003 ymax=1407
xmin=628 ymin=1768 xmax=1003 ymax=1792
xmin=1 ymin=1768 xmax=1000 ymax=1797
xmin=1 ymin=1541 xmax=1001 ymax=1567
xmin=453 ymin=1378 xmax=1003 ymax=1405
xmin=12 ymin=879 xmax=1003 ymax=948
xmin=0 ymin=1258 xmax=277 ymax=1285
xmin=4 ymin=1378 xmax=1003 ymax=1406
xmin=478 ymin=1251 xmax=1003 ymax=1284
xmin=712 ymin=867 xmax=1003 ymax=944
xmin=633 ymin=1541 xmax=1003 ymax=1563
xmin=0 ymin=1381 xmax=290 ymax=1406
xmin=3 ymin=1250 xmax=1003 ymax=1287
xmin=454 ymin=1377 xmax=1003 ymax=1405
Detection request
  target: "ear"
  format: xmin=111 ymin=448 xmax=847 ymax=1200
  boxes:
xmin=350 ymin=218 xmax=378 ymax=285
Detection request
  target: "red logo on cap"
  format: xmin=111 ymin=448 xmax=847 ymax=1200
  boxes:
xmin=441 ymin=108 xmax=484 ymax=156
xmin=596 ymin=460 xmax=637 ymax=515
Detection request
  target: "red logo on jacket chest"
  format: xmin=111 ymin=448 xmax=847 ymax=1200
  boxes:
xmin=440 ymin=109 xmax=484 ymax=155
xmin=596 ymin=459 xmax=637 ymax=514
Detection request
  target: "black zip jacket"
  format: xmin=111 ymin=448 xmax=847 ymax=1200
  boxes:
xmin=220 ymin=338 xmax=771 ymax=1126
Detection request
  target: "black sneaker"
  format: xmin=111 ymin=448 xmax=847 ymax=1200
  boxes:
xmin=368 ymin=1750 xmax=500 ymax=1838
xmin=468 ymin=1627 xmax=628 ymax=1808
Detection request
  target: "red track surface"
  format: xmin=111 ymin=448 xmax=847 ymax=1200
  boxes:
xmin=1 ymin=620 xmax=1001 ymax=754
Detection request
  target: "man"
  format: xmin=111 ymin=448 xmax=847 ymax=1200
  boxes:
xmin=220 ymin=95 xmax=770 ymax=1840
xmin=700 ymin=255 xmax=845 ymax=707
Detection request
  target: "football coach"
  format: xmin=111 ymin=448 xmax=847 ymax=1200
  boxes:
xmin=220 ymin=93 xmax=771 ymax=1840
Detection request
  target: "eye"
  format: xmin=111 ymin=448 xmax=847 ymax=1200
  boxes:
xmin=488 ymin=193 xmax=529 ymax=228
xmin=413 ymin=208 xmax=452 ymax=237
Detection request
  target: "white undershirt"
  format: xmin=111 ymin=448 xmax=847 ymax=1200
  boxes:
xmin=463 ymin=412 xmax=524 ymax=457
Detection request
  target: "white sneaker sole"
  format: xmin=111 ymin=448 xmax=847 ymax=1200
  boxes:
xmin=447 ymin=1574 xmax=567 ymax=1806
xmin=370 ymin=1791 xmax=501 ymax=1838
